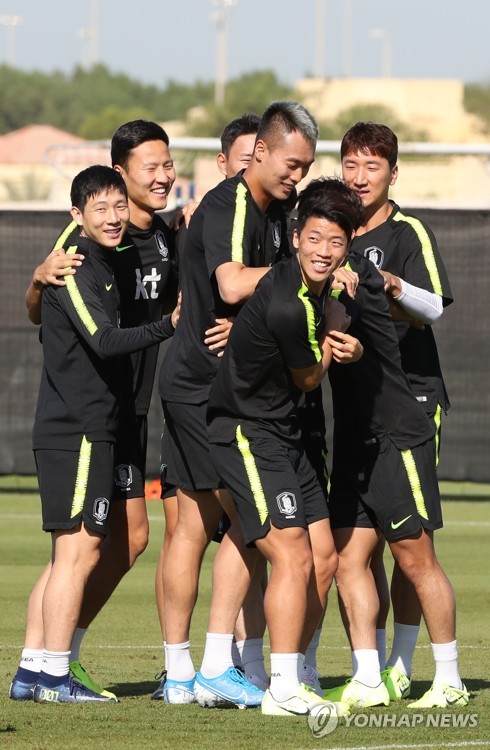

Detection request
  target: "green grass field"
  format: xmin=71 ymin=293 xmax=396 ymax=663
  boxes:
xmin=1 ymin=490 xmax=489 ymax=750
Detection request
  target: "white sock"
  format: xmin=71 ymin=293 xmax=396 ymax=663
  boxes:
xmin=297 ymin=652 xmax=305 ymax=680
xmin=165 ymin=641 xmax=195 ymax=682
xmin=432 ymin=640 xmax=462 ymax=689
xmin=376 ymin=628 xmax=387 ymax=670
xmin=236 ymin=638 xmax=268 ymax=684
xmin=69 ymin=627 xmax=87 ymax=663
xmin=163 ymin=640 xmax=167 ymax=670
xmin=270 ymin=653 xmax=300 ymax=702
xmin=352 ymin=648 xmax=381 ymax=687
xmin=231 ymin=639 xmax=241 ymax=668
xmin=41 ymin=650 xmax=70 ymax=678
xmin=305 ymin=628 xmax=322 ymax=669
xmin=200 ymin=633 xmax=234 ymax=679
xmin=20 ymin=648 xmax=43 ymax=673
xmin=386 ymin=622 xmax=420 ymax=676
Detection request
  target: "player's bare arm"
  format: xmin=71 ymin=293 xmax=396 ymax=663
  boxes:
xmin=215 ymin=261 xmax=270 ymax=306
xmin=26 ymin=247 xmax=84 ymax=325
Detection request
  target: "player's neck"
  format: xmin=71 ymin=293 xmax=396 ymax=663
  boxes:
xmin=357 ymin=199 xmax=393 ymax=236
xmin=242 ymin=168 xmax=272 ymax=212
xmin=128 ymin=201 xmax=154 ymax=231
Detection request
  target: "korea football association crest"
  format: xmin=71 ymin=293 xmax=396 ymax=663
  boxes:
xmin=272 ymin=221 xmax=282 ymax=249
xmin=114 ymin=463 xmax=133 ymax=491
xmin=276 ymin=491 xmax=297 ymax=518
xmin=364 ymin=245 xmax=384 ymax=269
xmin=155 ymin=230 xmax=169 ymax=260
xmin=93 ymin=497 xmax=110 ymax=525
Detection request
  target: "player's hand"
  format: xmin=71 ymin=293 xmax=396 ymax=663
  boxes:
xmin=326 ymin=331 xmax=363 ymax=363
xmin=331 ymin=266 xmax=359 ymax=298
xmin=324 ymin=296 xmax=351 ymax=334
xmin=172 ymin=201 xmax=200 ymax=230
xmin=379 ymin=269 xmax=402 ymax=296
xmin=171 ymin=291 xmax=182 ymax=329
xmin=204 ymin=317 xmax=234 ymax=357
xmin=33 ymin=248 xmax=84 ymax=288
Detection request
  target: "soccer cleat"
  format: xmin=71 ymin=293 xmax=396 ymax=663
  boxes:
xmin=194 ymin=666 xmax=264 ymax=709
xmin=151 ymin=669 xmax=167 ymax=700
xmin=408 ymin=682 xmax=469 ymax=708
xmin=33 ymin=674 xmax=118 ymax=703
xmin=381 ymin=665 xmax=411 ymax=700
xmin=70 ymin=660 xmax=117 ymax=700
xmin=9 ymin=673 xmax=37 ymax=701
xmin=262 ymin=682 xmax=350 ymax=717
xmin=163 ymin=677 xmax=196 ymax=704
xmin=301 ymin=664 xmax=323 ymax=696
xmin=323 ymin=678 xmax=390 ymax=708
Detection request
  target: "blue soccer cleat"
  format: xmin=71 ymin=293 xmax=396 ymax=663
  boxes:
xmin=33 ymin=674 xmax=118 ymax=703
xmin=162 ymin=676 xmax=196 ymax=704
xmin=194 ymin=666 xmax=265 ymax=709
xmin=9 ymin=668 xmax=38 ymax=701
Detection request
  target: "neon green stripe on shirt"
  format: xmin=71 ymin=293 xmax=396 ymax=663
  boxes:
xmin=393 ymin=211 xmax=443 ymax=296
xmin=297 ymin=283 xmax=322 ymax=363
xmin=65 ymin=245 xmax=98 ymax=336
xmin=231 ymin=183 xmax=248 ymax=263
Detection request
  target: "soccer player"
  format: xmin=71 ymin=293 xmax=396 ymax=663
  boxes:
xmin=298 ymin=181 xmax=467 ymax=711
xmin=14 ymin=121 xmax=228 ymax=700
xmin=158 ymin=101 xmax=318 ymax=708
xmin=333 ymin=121 xmax=455 ymax=707
xmin=207 ymin=177 xmax=362 ymax=715
xmin=152 ymin=112 xmax=273 ymax=699
xmin=11 ymin=165 xmax=178 ymax=703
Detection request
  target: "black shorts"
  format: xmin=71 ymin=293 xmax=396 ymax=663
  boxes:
xmin=161 ymin=400 xmax=222 ymax=491
xmin=35 ymin=438 xmax=113 ymax=535
xmin=210 ymin=427 xmax=329 ymax=547
xmin=113 ymin=414 xmax=147 ymax=500
xmin=329 ymin=431 xmax=442 ymax=541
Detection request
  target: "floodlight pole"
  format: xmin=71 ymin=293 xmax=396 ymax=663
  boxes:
xmin=213 ymin=0 xmax=236 ymax=107
xmin=314 ymin=0 xmax=326 ymax=78
xmin=0 ymin=13 xmax=23 ymax=67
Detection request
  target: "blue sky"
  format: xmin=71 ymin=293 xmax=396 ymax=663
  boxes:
xmin=1 ymin=0 xmax=488 ymax=87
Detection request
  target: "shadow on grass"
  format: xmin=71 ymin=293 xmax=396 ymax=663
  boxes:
xmin=108 ymin=680 xmax=157 ymax=698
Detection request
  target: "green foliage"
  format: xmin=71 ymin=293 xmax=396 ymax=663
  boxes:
xmin=464 ymin=82 xmax=490 ymax=133
xmin=79 ymin=106 xmax=156 ymax=140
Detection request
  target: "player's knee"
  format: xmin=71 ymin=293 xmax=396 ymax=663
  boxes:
xmin=127 ymin=521 xmax=150 ymax=565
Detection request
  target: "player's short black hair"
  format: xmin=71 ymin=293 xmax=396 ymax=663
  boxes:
xmin=341 ymin=122 xmax=398 ymax=169
xmin=256 ymin=101 xmax=318 ymax=151
xmin=220 ymin=113 xmax=260 ymax=157
xmin=70 ymin=165 xmax=128 ymax=212
xmin=111 ymin=119 xmax=170 ymax=169
xmin=296 ymin=177 xmax=364 ymax=238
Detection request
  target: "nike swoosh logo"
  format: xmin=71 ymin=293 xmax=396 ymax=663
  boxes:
xmin=391 ymin=515 xmax=412 ymax=530
xmin=105 ymin=283 xmax=113 ymax=291
xmin=115 ymin=244 xmax=134 ymax=252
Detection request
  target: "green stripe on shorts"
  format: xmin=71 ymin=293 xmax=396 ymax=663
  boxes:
xmin=236 ymin=425 xmax=268 ymax=524
xmin=433 ymin=404 xmax=442 ymax=468
xmin=71 ymin=436 xmax=92 ymax=518
xmin=401 ymin=448 xmax=429 ymax=520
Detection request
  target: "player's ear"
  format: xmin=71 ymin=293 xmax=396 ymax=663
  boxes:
xmin=70 ymin=206 xmax=83 ymax=227
xmin=216 ymin=153 xmax=227 ymax=177
xmin=390 ymin=164 xmax=398 ymax=186
xmin=292 ymin=228 xmax=300 ymax=250
xmin=113 ymin=164 xmax=124 ymax=176
xmin=254 ymin=139 xmax=266 ymax=162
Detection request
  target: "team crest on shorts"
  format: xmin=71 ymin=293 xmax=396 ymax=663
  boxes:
xmin=272 ymin=221 xmax=282 ymax=249
xmin=155 ymin=230 xmax=169 ymax=260
xmin=276 ymin=491 xmax=297 ymax=518
xmin=93 ymin=497 xmax=110 ymax=524
xmin=114 ymin=464 xmax=133 ymax=490
xmin=364 ymin=245 xmax=384 ymax=269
